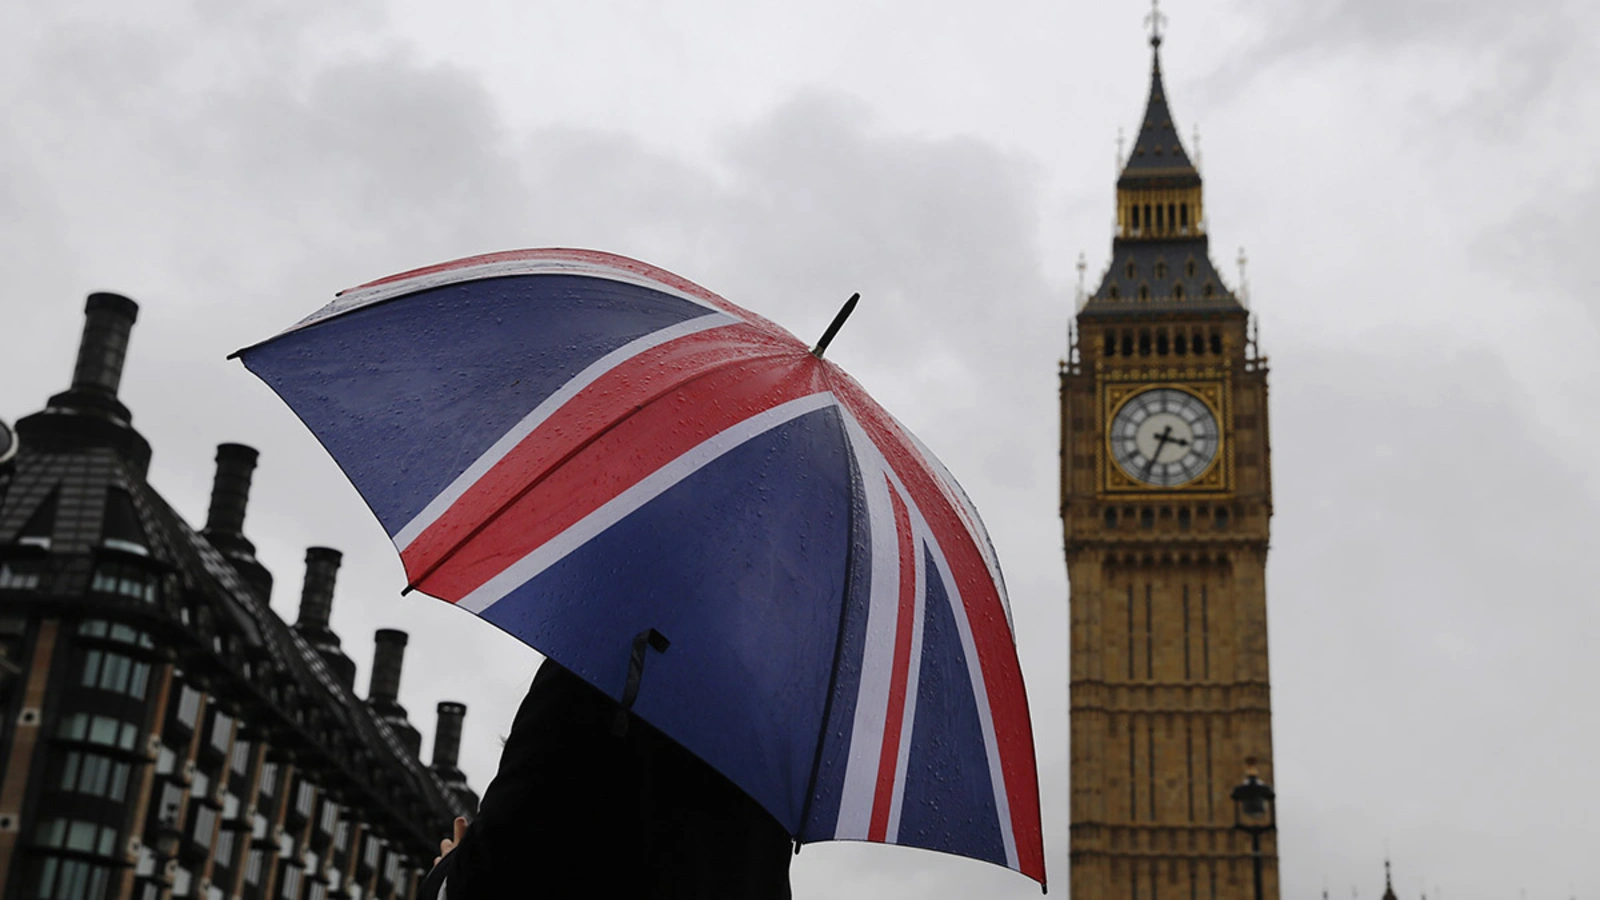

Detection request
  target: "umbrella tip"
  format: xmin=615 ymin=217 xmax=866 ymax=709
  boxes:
xmin=810 ymin=293 xmax=861 ymax=359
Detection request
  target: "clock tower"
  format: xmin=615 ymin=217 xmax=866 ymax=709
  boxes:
xmin=1060 ymin=19 xmax=1278 ymax=900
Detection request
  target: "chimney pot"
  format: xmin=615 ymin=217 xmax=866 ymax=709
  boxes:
xmin=71 ymin=292 xmax=140 ymax=398
xmin=296 ymin=547 xmax=342 ymax=635
xmin=368 ymin=629 xmax=408 ymax=714
xmin=204 ymin=443 xmax=259 ymax=544
xmin=431 ymin=702 xmax=467 ymax=776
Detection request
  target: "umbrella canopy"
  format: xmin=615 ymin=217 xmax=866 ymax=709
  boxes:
xmin=236 ymin=249 xmax=1045 ymax=885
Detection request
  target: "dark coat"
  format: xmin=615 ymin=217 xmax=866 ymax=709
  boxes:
xmin=418 ymin=660 xmax=792 ymax=899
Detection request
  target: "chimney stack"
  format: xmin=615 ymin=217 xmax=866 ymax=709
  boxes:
xmin=431 ymin=702 xmax=466 ymax=775
xmin=71 ymin=292 xmax=140 ymax=400
xmin=204 ymin=444 xmax=257 ymax=553
xmin=201 ymin=444 xmax=273 ymax=599
xmin=368 ymin=629 xmax=409 ymax=717
xmin=20 ymin=293 xmax=151 ymax=473
xmin=296 ymin=548 xmax=341 ymax=635
xmin=295 ymin=548 xmax=357 ymax=689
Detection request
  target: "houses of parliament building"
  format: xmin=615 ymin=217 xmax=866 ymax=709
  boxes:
xmin=0 ymin=293 xmax=477 ymax=900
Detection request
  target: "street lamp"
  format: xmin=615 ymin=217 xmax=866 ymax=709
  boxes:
xmin=1230 ymin=760 xmax=1276 ymax=900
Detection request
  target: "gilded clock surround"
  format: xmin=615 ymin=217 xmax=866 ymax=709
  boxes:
xmin=1102 ymin=378 xmax=1230 ymax=494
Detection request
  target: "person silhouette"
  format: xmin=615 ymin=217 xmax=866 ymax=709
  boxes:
xmin=418 ymin=659 xmax=792 ymax=899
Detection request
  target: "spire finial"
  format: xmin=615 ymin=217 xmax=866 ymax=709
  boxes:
xmin=1237 ymin=246 xmax=1251 ymax=308
xmin=1145 ymin=0 xmax=1167 ymax=47
xmin=1116 ymin=127 xmax=1126 ymax=171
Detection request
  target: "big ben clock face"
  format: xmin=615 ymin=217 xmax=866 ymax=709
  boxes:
xmin=1109 ymin=388 xmax=1220 ymax=487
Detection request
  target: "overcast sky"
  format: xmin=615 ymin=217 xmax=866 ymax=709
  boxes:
xmin=3 ymin=0 xmax=1598 ymax=897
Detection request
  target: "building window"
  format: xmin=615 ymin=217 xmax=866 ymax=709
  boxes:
xmin=176 ymin=685 xmax=202 ymax=730
xmin=191 ymin=805 xmax=218 ymax=849
xmin=88 ymin=561 xmax=158 ymax=603
xmin=295 ymin=781 xmax=317 ymax=818
xmin=259 ymin=763 xmax=278 ymax=799
xmin=216 ymin=830 xmax=237 ymax=868
xmin=230 ymin=739 xmax=252 ymax=776
xmin=79 ymin=648 xmax=151 ymax=700
xmin=278 ymin=862 xmax=303 ymax=900
xmin=209 ymin=711 xmax=233 ymax=754
xmin=78 ymin=619 xmax=156 ymax=648
xmin=57 ymin=712 xmax=139 ymax=751
xmin=319 ymin=799 xmax=339 ymax=835
xmin=28 ymin=856 xmax=112 ymax=900
xmin=34 ymin=818 xmax=119 ymax=856
xmin=0 ymin=561 xmax=43 ymax=590
xmin=53 ymin=751 xmax=132 ymax=801
xmin=245 ymin=851 xmax=266 ymax=886
xmin=1154 ymin=260 xmax=1168 ymax=280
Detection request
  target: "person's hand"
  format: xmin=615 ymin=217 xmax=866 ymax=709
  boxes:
xmin=434 ymin=817 xmax=467 ymax=866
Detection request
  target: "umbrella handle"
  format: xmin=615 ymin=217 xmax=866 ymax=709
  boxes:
xmin=612 ymin=628 xmax=671 ymax=737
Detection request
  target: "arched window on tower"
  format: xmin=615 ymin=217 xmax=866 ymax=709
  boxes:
xmin=1138 ymin=330 xmax=1152 ymax=355
xmin=1156 ymin=332 xmax=1169 ymax=355
xmin=1155 ymin=204 xmax=1164 ymax=232
xmin=1173 ymin=283 xmax=1185 ymax=301
xmin=1143 ymin=204 xmax=1153 ymax=232
xmin=1122 ymin=333 xmax=1134 ymax=356
xmin=1175 ymin=332 xmax=1188 ymax=355
xmin=1180 ymin=205 xmax=1190 ymax=231
xmin=1138 ymin=284 xmax=1151 ymax=301
xmin=1104 ymin=330 xmax=1116 ymax=356
xmin=1168 ymin=204 xmax=1177 ymax=233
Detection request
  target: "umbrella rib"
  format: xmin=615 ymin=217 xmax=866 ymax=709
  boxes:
xmin=794 ymin=389 xmax=863 ymax=847
xmin=402 ymin=344 xmax=802 ymax=596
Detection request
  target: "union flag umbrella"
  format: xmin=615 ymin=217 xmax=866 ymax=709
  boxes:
xmin=235 ymin=249 xmax=1045 ymax=885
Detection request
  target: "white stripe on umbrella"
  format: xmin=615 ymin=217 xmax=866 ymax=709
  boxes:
xmin=392 ymin=312 xmax=739 ymax=549
xmin=833 ymin=411 xmax=905 ymax=840
xmin=457 ymin=391 xmax=837 ymax=615
xmin=883 ymin=493 xmax=928 ymax=843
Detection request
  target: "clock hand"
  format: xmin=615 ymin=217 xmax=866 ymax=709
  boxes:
xmin=1143 ymin=425 xmax=1175 ymax=478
